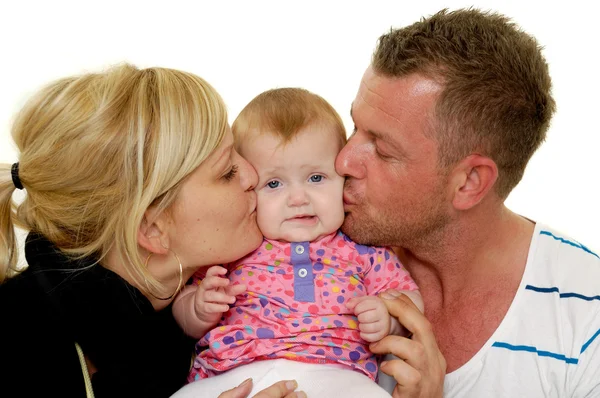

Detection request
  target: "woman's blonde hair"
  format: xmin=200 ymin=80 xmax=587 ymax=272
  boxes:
xmin=0 ymin=64 xmax=228 ymax=292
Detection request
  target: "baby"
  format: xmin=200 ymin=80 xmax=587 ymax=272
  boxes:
xmin=172 ymin=88 xmax=423 ymax=397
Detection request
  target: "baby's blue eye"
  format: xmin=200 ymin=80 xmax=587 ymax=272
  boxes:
xmin=267 ymin=181 xmax=281 ymax=189
xmin=309 ymin=175 xmax=323 ymax=183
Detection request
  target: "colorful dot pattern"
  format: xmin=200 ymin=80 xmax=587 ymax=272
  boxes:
xmin=188 ymin=231 xmax=418 ymax=382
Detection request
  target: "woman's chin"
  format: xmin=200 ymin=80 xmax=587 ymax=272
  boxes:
xmin=237 ymin=226 xmax=264 ymax=258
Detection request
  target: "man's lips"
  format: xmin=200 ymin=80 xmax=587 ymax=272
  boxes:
xmin=343 ymin=193 xmax=355 ymax=206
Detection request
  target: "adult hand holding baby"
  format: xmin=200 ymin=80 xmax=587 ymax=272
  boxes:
xmin=218 ymin=378 xmax=306 ymax=398
xmin=369 ymin=290 xmax=446 ymax=398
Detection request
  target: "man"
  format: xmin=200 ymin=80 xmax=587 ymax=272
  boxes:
xmin=336 ymin=8 xmax=600 ymax=397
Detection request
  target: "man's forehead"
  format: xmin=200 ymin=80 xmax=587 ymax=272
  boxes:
xmin=354 ymin=70 xmax=442 ymax=121
xmin=363 ymin=68 xmax=441 ymax=98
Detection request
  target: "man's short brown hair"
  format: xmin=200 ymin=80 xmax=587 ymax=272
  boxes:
xmin=373 ymin=8 xmax=556 ymax=198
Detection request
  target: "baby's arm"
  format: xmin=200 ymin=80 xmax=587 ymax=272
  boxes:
xmin=346 ymin=295 xmax=391 ymax=342
xmin=346 ymin=291 xmax=422 ymax=342
xmin=172 ymin=265 xmax=246 ymax=339
xmin=348 ymin=244 xmax=423 ymax=341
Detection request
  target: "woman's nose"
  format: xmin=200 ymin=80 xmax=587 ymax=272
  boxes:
xmin=238 ymin=155 xmax=258 ymax=191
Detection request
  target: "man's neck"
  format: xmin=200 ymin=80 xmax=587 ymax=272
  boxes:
xmin=397 ymin=205 xmax=535 ymax=372
xmin=400 ymin=205 xmax=533 ymax=305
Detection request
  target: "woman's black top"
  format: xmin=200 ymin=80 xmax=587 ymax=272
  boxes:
xmin=0 ymin=233 xmax=195 ymax=397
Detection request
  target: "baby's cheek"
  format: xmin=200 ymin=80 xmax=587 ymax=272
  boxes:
xmin=256 ymin=207 xmax=280 ymax=239
xmin=332 ymin=205 xmax=345 ymax=230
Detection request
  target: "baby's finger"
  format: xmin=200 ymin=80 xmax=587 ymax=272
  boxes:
xmin=360 ymin=331 xmax=386 ymax=343
xmin=225 ymin=283 xmax=247 ymax=297
xmin=359 ymin=320 xmax=384 ymax=334
xmin=200 ymin=275 xmax=230 ymax=291
xmin=347 ymin=295 xmax=375 ymax=311
xmin=204 ymin=289 xmax=237 ymax=305
xmin=346 ymin=297 xmax=358 ymax=310
xmin=205 ymin=265 xmax=228 ymax=277
xmin=203 ymin=302 xmax=230 ymax=314
xmin=356 ymin=308 xmax=379 ymax=323
xmin=353 ymin=298 xmax=378 ymax=315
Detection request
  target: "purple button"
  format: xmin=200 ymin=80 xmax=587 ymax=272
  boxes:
xmin=290 ymin=241 xmax=315 ymax=302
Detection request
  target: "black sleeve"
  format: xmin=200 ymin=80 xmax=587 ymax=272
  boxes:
xmin=89 ymin=305 xmax=196 ymax=398
xmin=17 ymin=234 xmax=197 ymax=398
xmin=0 ymin=272 xmax=88 ymax=397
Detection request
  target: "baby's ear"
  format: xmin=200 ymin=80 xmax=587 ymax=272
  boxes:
xmin=137 ymin=209 xmax=171 ymax=255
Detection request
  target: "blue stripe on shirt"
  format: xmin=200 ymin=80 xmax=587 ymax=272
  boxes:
xmin=492 ymin=342 xmax=579 ymax=364
xmin=540 ymin=230 xmax=599 ymax=259
xmin=525 ymin=285 xmax=600 ymax=301
xmin=493 ymin=328 xmax=600 ymax=362
xmin=508 ymin=287 xmax=600 ymax=360
xmin=581 ymin=328 xmax=600 ymax=354
xmin=495 ymin=231 xmax=600 ymax=365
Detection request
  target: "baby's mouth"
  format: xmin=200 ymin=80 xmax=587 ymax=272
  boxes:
xmin=288 ymin=215 xmax=318 ymax=224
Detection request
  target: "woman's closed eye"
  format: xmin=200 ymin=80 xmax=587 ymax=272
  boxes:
xmin=223 ymin=164 xmax=238 ymax=181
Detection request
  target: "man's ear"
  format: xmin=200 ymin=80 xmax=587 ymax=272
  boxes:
xmin=137 ymin=208 xmax=171 ymax=255
xmin=450 ymin=154 xmax=498 ymax=211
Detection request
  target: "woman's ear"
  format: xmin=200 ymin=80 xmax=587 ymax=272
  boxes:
xmin=137 ymin=208 xmax=171 ymax=255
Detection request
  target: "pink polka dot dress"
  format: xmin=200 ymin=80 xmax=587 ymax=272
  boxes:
xmin=188 ymin=231 xmax=418 ymax=382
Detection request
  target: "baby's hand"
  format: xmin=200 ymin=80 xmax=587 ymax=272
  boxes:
xmin=346 ymin=295 xmax=391 ymax=342
xmin=194 ymin=265 xmax=246 ymax=326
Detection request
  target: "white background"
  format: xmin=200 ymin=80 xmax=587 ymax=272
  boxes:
xmin=1 ymin=0 xmax=598 ymax=252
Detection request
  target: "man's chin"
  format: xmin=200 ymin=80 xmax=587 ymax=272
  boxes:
xmin=342 ymin=214 xmax=396 ymax=247
xmin=341 ymin=216 xmax=370 ymax=245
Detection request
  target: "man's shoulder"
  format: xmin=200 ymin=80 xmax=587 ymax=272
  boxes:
xmin=518 ymin=224 xmax=600 ymax=390
xmin=532 ymin=223 xmax=599 ymax=268
xmin=526 ymin=223 xmax=600 ymax=308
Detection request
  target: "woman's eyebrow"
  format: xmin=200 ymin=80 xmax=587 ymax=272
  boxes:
xmin=211 ymin=145 xmax=233 ymax=170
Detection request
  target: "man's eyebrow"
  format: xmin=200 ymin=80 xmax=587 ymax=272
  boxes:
xmin=350 ymin=104 xmax=388 ymax=139
xmin=368 ymin=129 xmax=389 ymax=140
xmin=350 ymin=100 xmax=406 ymax=157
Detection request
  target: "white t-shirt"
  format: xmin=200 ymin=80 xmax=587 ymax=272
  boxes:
xmin=443 ymin=223 xmax=600 ymax=397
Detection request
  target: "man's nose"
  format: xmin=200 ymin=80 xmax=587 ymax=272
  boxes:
xmin=335 ymin=133 xmax=367 ymax=179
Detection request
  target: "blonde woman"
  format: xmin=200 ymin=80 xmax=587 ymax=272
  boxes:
xmin=0 ymin=65 xmax=305 ymax=398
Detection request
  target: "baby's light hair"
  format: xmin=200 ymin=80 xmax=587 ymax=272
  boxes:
xmin=232 ymin=88 xmax=346 ymax=153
